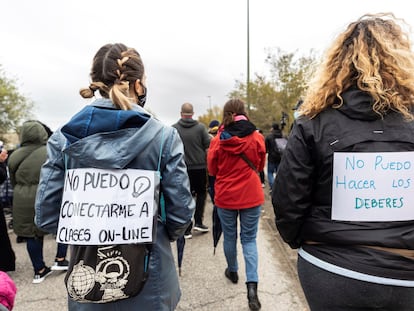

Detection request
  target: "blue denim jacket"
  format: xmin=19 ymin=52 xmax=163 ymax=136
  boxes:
xmin=35 ymin=98 xmax=194 ymax=310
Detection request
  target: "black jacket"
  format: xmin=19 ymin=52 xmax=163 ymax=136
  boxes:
xmin=0 ymin=162 xmax=6 ymax=185
xmin=273 ymin=87 xmax=414 ymax=279
xmin=265 ymin=128 xmax=283 ymax=163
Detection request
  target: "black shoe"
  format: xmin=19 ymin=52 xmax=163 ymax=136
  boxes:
xmin=184 ymin=223 xmax=193 ymax=239
xmin=225 ymin=268 xmax=238 ymax=284
xmin=33 ymin=266 xmax=53 ymax=284
xmin=51 ymin=259 xmax=69 ymax=271
xmin=246 ymin=282 xmax=261 ymax=310
xmin=16 ymin=236 xmax=27 ymax=243
xmin=193 ymin=224 xmax=209 ymax=233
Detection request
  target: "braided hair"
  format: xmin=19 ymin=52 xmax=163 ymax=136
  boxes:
xmin=79 ymin=43 xmax=145 ymax=110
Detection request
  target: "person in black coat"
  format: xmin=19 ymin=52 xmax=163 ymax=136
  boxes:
xmin=0 ymin=147 xmax=15 ymax=272
xmin=272 ymin=13 xmax=414 ymax=310
xmin=264 ymin=123 xmax=283 ymax=192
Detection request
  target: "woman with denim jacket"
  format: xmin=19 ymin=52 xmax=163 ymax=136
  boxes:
xmin=34 ymin=43 xmax=194 ymax=310
xmin=207 ymin=99 xmax=265 ymax=311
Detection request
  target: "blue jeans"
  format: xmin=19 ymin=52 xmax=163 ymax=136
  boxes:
xmin=217 ymin=205 xmax=261 ymax=282
xmin=267 ymin=161 xmax=279 ymax=189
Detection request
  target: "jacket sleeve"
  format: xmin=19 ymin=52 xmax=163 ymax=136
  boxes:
xmin=272 ymin=122 xmax=314 ymax=249
xmin=207 ymin=136 xmax=219 ymax=176
xmin=161 ymin=128 xmax=195 ymax=241
xmin=257 ymin=133 xmax=266 ymax=172
xmin=34 ymin=132 xmax=66 ymax=234
xmin=202 ymin=126 xmax=211 ymax=150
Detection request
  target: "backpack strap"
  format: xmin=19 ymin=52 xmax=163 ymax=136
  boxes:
xmin=157 ymin=127 xmax=166 ymax=224
xmin=63 ymin=126 xmax=167 ymax=224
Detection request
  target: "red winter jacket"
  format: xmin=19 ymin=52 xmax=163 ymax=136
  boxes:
xmin=208 ymin=121 xmax=265 ymax=209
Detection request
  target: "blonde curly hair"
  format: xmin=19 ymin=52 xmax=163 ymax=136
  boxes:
xmin=301 ymin=13 xmax=414 ymax=120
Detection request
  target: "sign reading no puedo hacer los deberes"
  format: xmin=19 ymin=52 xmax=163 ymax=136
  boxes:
xmin=332 ymin=152 xmax=414 ymax=222
xmin=56 ymin=168 xmax=159 ymax=245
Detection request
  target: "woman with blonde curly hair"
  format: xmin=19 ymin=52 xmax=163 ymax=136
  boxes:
xmin=272 ymin=13 xmax=414 ymax=310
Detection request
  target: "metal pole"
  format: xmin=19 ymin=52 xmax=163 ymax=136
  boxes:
xmin=246 ymin=0 xmax=250 ymax=112
xmin=207 ymin=95 xmax=211 ymax=111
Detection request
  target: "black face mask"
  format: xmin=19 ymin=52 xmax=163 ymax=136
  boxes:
xmin=138 ymin=86 xmax=147 ymax=107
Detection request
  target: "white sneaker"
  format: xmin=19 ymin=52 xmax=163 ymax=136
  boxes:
xmin=193 ymin=224 xmax=209 ymax=232
xmin=51 ymin=259 xmax=69 ymax=271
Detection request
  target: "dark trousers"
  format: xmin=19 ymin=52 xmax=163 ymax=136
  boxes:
xmin=259 ymin=171 xmax=265 ymax=184
xmin=207 ymin=175 xmax=215 ymax=204
xmin=27 ymin=237 xmax=68 ymax=272
xmin=298 ymin=255 xmax=414 ymax=311
xmin=0 ymin=206 xmax=15 ymax=271
xmin=187 ymin=168 xmax=207 ymax=226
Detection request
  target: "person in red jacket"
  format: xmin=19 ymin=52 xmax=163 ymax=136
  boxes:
xmin=207 ymin=99 xmax=265 ymax=311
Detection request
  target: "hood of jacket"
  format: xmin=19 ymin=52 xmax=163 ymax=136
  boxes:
xmin=20 ymin=120 xmax=48 ymax=146
xmin=59 ymin=98 xmax=161 ymax=168
xmin=176 ymin=117 xmax=198 ymax=128
xmin=219 ymin=119 xmax=257 ymax=154
xmin=337 ymin=86 xmax=380 ymax=121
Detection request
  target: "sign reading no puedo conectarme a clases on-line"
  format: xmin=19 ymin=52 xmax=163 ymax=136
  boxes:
xmin=332 ymin=152 xmax=414 ymax=222
xmin=56 ymin=168 xmax=158 ymax=245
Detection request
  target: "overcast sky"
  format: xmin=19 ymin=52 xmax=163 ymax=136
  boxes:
xmin=1 ymin=0 xmax=414 ymax=130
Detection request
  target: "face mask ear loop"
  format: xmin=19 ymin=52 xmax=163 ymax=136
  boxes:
xmin=137 ymin=84 xmax=147 ymax=107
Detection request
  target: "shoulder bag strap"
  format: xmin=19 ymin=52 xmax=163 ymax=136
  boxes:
xmin=239 ymin=153 xmax=259 ymax=175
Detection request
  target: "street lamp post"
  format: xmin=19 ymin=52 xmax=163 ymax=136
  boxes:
xmin=207 ymin=95 xmax=212 ymax=111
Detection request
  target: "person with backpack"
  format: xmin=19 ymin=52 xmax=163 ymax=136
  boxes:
xmin=34 ymin=43 xmax=194 ymax=310
xmin=272 ymin=13 xmax=414 ymax=310
xmin=264 ymin=123 xmax=285 ymax=193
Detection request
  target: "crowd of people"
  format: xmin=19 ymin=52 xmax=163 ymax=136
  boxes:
xmin=1 ymin=12 xmax=414 ymax=311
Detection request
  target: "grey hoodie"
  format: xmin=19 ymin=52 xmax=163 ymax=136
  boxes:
xmin=172 ymin=118 xmax=210 ymax=170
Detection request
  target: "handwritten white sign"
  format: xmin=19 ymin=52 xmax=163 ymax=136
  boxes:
xmin=332 ymin=152 xmax=413 ymax=221
xmin=56 ymin=168 xmax=159 ymax=245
